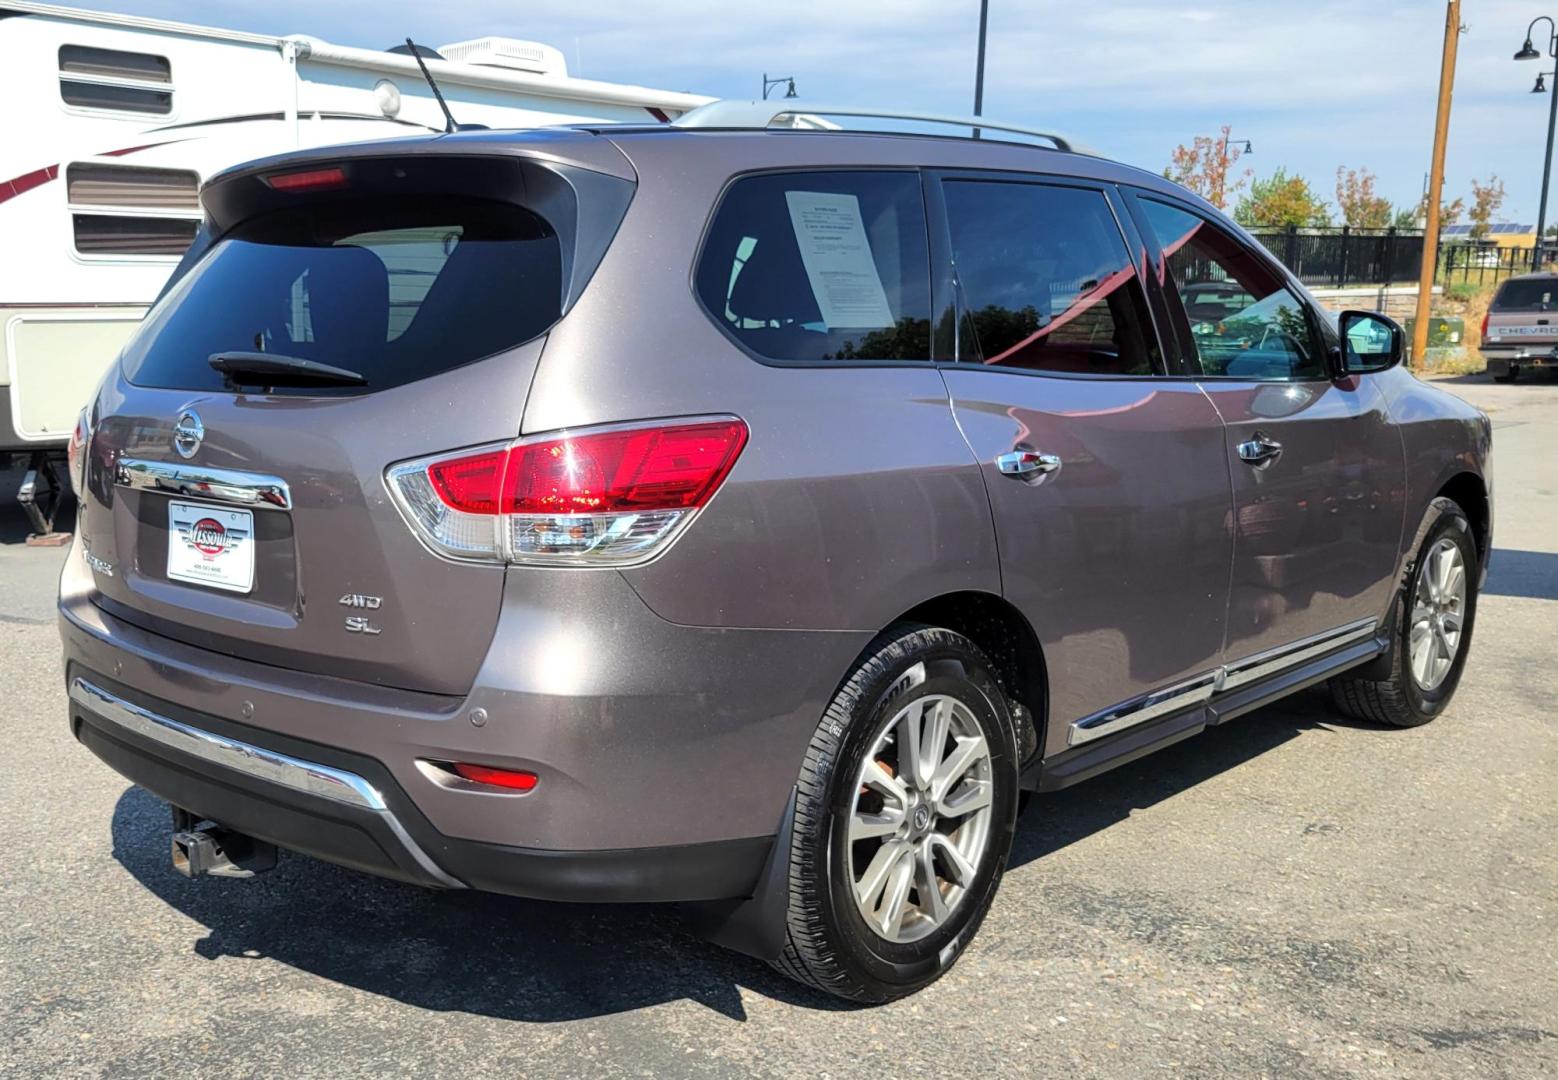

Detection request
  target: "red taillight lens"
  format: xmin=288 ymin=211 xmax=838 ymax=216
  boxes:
xmin=1480 ymin=312 xmax=1490 ymax=339
xmin=390 ymin=417 xmax=748 ymax=566
xmin=67 ymin=409 xmax=89 ymax=497
xmin=505 ymin=420 xmax=748 ymax=514
xmin=265 ymin=166 xmax=349 ymax=192
xmin=426 ymin=449 xmax=507 ymax=514
xmin=451 ymin=763 xmax=538 ymax=791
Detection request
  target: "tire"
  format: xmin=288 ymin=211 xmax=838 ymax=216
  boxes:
xmin=772 ymin=624 xmax=1020 ymax=1002
xmin=1329 ymin=497 xmax=1479 ymax=727
xmin=1492 ymin=369 xmax=1517 ymax=384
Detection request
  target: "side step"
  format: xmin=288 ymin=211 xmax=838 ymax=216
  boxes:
xmin=171 ymin=807 xmax=277 ymax=879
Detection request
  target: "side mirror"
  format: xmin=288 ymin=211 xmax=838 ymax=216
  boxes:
xmin=1337 ymin=310 xmax=1404 ymax=375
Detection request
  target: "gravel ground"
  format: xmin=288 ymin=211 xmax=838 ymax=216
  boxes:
xmin=0 ymin=374 xmax=1554 ymax=1078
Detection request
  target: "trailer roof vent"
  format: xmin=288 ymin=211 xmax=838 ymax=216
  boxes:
xmin=436 ymin=37 xmax=567 ymax=78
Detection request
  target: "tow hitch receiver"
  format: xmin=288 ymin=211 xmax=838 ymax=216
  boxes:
xmin=170 ymin=808 xmax=277 ymax=879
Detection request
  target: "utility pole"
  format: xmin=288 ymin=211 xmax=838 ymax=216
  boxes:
xmin=1412 ymin=0 xmax=1461 ymax=369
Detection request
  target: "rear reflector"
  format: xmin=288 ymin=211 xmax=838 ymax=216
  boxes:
xmin=387 ymin=417 xmax=748 ymax=566
xmin=265 ymin=166 xmax=349 ymax=192
xmin=450 ymin=763 xmax=539 ymax=791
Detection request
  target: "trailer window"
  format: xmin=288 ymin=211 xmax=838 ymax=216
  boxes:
xmin=66 ymin=163 xmax=199 ymax=210
xmin=59 ymin=45 xmax=172 ymax=115
xmin=73 ymin=215 xmax=200 ymax=256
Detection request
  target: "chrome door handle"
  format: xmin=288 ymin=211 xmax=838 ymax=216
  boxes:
xmin=1237 ymin=433 xmax=1283 ymax=468
xmin=996 ymin=450 xmax=1062 ymax=478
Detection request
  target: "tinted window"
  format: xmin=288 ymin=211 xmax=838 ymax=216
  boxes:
xmin=67 ymin=163 xmax=199 ymax=210
xmin=1492 ymin=278 xmax=1557 ymax=312
xmin=123 ymin=197 xmax=561 ymax=395
xmin=59 ymin=45 xmax=172 ymax=115
xmin=943 ymin=181 xmax=1157 ymax=375
xmin=1139 ymin=198 xmax=1321 ymax=380
xmin=695 ymin=171 xmax=930 ymax=362
xmin=73 ymin=214 xmax=199 ymax=256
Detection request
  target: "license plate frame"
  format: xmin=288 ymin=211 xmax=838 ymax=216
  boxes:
xmin=166 ymin=502 xmax=256 ymax=594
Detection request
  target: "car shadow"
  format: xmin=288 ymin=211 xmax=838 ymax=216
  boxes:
xmin=1009 ymin=686 xmax=1352 ymax=870
xmin=109 ymin=687 xmax=1367 ymax=1022
xmin=1484 ymin=548 xmax=1558 ymax=601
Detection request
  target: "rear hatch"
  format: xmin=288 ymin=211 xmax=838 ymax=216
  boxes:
xmin=1484 ymin=277 xmax=1558 ymax=351
xmin=77 ymin=141 xmax=634 ymax=694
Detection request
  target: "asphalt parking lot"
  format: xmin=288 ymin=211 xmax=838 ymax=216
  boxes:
xmin=1 ymin=374 xmax=1554 ymax=1078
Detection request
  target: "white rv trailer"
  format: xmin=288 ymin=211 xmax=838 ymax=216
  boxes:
xmin=0 ymin=1 xmax=711 ymax=533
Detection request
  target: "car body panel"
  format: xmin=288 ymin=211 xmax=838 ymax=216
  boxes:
xmin=944 ymin=371 xmax=1232 ymax=748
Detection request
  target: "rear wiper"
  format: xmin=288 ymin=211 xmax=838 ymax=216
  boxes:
xmin=208 ymin=351 xmax=367 ymax=388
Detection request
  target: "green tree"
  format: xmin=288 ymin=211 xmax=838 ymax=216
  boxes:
xmin=1389 ymin=205 xmax=1420 ymax=230
xmin=1233 ymin=169 xmax=1332 ymax=228
xmin=1335 ymin=166 xmax=1393 ymax=229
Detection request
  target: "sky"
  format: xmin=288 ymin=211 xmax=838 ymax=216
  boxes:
xmin=95 ymin=0 xmax=1551 ymax=224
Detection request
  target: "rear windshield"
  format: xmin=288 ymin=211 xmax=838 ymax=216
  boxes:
xmin=122 ymin=196 xmax=562 ymax=394
xmin=694 ymin=171 xmax=931 ymax=363
xmin=1492 ymin=278 xmax=1557 ymax=312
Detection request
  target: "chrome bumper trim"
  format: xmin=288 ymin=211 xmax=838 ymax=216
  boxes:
xmin=115 ymin=458 xmax=292 ymax=511
xmin=69 ymin=677 xmax=384 ymax=810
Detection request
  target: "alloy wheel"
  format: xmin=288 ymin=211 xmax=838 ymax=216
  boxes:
xmin=1409 ymin=537 xmax=1466 ymax=691
xmin=846 ymin=694 xmax=995 ymax=943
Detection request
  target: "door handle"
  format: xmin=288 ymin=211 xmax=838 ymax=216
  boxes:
xmin=996 ymin=450 xmax=1062 ymax=479
xmin=1237 ymin=432 xmax=1283 ymax=468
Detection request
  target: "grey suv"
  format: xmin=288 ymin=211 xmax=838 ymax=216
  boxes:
xmin=59 ymin=102 xmax=1492 ymax=1002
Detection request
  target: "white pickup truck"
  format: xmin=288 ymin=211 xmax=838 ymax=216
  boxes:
xmin=1482 ymin=272 xmax=1558 ymax=383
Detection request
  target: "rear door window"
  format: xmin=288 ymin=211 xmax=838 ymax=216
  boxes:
xmin=941 ymin=180 xmax=1159 ymax=375
xmin=1135 ymin=197 xmax=1322 ymax=381
xmin=1492 ymin=279 xmax=1557 ymax=311
xmin=694 ymin=171 xmax=931 ymax=363
xmin=122 ymin=196 xmax=562 ymax=395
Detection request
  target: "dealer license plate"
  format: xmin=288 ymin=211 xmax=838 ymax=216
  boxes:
xmin=167 ymin=502 xmax=255 ymax=593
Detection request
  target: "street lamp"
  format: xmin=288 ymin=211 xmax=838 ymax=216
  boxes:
xmin=1215 ymin=128 xmax=1253 ymax=210
xmin=761 ymin=73 xmax=797 ymax=100
xmin=1516 ymin=16 xmax=1558 ymax=267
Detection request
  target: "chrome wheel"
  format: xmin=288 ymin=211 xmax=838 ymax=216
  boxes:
xmin=847 ymin=694 xmax=994 ymax=944
xmin=1409 ymin=537 xmax=1466 ymax=691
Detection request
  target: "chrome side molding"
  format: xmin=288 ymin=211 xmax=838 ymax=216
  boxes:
xmin=70 ymin=677 xmax=383 ymax=809
xmin=1069 ymin=670 xmax=1218 ymax=746
xmin=1218 ymin=618 xmax=1379 ymax=692
xmin=1068 ymin=618 xmax=1380 ymax=747
xmin=115 ymin=458 xmax=292 ymax=511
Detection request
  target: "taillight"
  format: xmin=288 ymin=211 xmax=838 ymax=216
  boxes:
xmin=450 ymin=763 xmax=539 ymax=791
xmin=66 ymin=408 xmax=90 ymax=497
xmin=264 ymin=166 xmax=349 ymax=192
xmin=387 ymin=417 xmax=748 ymax=566
xmin=1480 ymin=312 xmax=1490 ymax=340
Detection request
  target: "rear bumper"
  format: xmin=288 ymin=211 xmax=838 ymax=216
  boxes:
xmin=68 ymin=673 xmax=771 ymax=901
xmin=1482 ymin=346 xmax=1558 ymax=374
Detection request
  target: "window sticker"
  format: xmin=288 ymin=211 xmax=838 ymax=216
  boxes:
xmin=784 ymin=191 xmax=895 ymax=329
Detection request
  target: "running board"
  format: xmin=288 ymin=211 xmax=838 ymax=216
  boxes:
xmin=1033 ymin=624 xmax=1386 ymax=792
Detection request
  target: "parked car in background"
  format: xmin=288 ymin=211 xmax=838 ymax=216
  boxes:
xmin=1481 ymin=271 xmax=1558 ymax=382
xmin=59 ymin=102 xmax=1492 ymax=1003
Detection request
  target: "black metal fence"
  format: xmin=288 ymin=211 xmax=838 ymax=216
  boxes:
xmin=1248 ymin=225 xmax=1544 ymax=289
xmin=1248 ymin=227 xmax=1426 ymax=289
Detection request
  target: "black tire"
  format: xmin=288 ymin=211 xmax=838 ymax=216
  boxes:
xmin=1492 ymin=369 xmax=1517 ymax=384
xmin=772 ymin=624 xmax=1020 ymax=1003
xmin=1329 ymin=497 xmax=1479 ymax=727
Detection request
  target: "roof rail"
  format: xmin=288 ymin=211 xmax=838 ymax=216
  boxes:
xmin=671 ymin=100 xmax=1092 ymax=155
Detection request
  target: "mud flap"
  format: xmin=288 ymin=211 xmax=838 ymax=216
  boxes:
xmin=681 ymin=788 xmax=797 ymax=962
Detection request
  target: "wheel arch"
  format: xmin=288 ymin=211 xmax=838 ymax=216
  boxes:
xmin=1436 ymin=470 xmax=1490 ymax=564
xmin=886 ymin=591 xmax=1047 ymax=769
